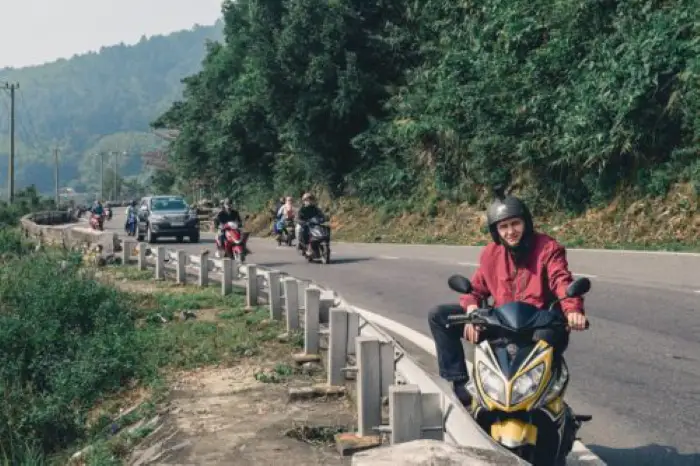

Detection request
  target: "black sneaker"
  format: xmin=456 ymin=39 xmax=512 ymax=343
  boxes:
xmin=453 ymin=381 xmax=473 ymax=409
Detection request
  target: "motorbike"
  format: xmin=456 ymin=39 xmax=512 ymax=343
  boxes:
xmin=300 ymin=216 xmax=331 ymax=264
xmin=277 ymin=218 xmax=295 ymax=247
xmin=125 ymin=211 xmax=137 ymax=236
xmin=89 ymin=212 xmax=106 ymax=231
xmin=445 ymin=275 xmax=592 ymax=466
xmin=106 ymin=206 xmax=113 ymax=220
xmin=215 ymin=221 xmax=249 ymax=262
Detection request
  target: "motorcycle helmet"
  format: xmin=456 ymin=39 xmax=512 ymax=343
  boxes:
xmin=486 ymin=186 xmax=533 ymax=244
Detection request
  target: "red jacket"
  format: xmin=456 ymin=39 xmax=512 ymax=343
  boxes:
xmin=460 ymin=233 xmax=584 ymax=315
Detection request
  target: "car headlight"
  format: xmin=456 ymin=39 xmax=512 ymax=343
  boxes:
xmin=477 ymin=362 xmax=507 ymax=405
xmin=510 ymin=362 xmax=545 ymax=406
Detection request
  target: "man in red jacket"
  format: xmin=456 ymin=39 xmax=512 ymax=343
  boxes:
xmin=428 ymin=190 xmax=588 ymax=407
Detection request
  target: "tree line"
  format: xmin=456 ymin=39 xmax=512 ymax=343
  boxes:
xmin=153 ymin=0 xmax=700 ymax=213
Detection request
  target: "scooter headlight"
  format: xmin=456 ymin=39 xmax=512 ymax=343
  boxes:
xmin=477 ymin=362 xmax=506 ymax=405
xmin=510 ymin=362 xmax=545 ymax=405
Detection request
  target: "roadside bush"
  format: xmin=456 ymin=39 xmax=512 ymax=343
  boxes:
xmin=0 ymin=248 xmax=143 ymax=461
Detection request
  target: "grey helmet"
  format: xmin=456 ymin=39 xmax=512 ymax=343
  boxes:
xmin=486 ymin=186 xmax=533 ymax=244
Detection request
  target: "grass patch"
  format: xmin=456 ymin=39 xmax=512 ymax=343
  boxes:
xmin=0 ymin=233 xmax=284 ymax=465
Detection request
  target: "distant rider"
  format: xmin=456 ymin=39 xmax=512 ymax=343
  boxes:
xmin=428 ymin=188 xmax=588 ymax=408
xmin=271 ymin=196 xmax=285 ymax=234
xmin=295 ymin=193 xmax=325 ymax=251
xmin=124 ymin=200 xmax=137 ymax=232
xmin=276 ymin=196 xmax=296 ymax=235
xmin=214 ymin=199 xmax=250 ymax=255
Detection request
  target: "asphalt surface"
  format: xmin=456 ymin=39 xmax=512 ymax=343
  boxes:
xmin=107 ymin=214 xmax=700 ymax=465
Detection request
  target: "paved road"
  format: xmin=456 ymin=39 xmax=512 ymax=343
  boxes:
xmin=107 ymin=214 xmax=700 ymax=465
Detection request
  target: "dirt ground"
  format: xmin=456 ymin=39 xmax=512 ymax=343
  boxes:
xmin=128 ymin=363 xmax=354 ymax=466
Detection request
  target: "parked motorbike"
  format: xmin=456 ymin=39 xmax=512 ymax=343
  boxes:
xmin=444 ymin=275 xmax=592 ymax=466
xmin=215 ymin=221 xmax=249 ymax=262
xmin=300 ymin=216 xmax=331 ymax=264
xmin=277 ymin=218 xmax=295 ymax=247
xmin=89 ymin=212 xmax=106 ymax=231
xmin=125 ymin=211 xmax=137 ymax=236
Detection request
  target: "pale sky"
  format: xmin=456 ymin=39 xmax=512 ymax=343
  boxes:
xmin=0 ymin=0 xmax=224 ymax=68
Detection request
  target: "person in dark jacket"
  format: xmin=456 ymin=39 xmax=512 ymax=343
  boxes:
xmin=428 ymin=188 xmax=588 ymax=408
xmin=214 ymin=199 xmax=243 ymax=248
xmin=295 ymin=193 xmax=325 ymax=251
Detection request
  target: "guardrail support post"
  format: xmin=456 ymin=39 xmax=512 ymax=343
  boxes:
xmin=380 ymin=341 xmax=395 ymax=398
xmin=155 ymin=247 xmax=165 ymax=279
xmin=198 ymin=252 xmax=208 ymax=287
xmin=356 ymin=336 xmax=382 ymax=437
xmin=246 ymin=264 xmax=258 ymax=308
xmin=328 ymin=308 xmax=348 ymax=387
xmin=283 ymin=277 xmax=299 ymax=331
xmin=389 ymin=384 xmax=422 ymax=444
xmin=221 ymin=258 xmax=232 ymax=295
xmin=176 ymin=250 xmax=187 ymax=284
xmin=268 ymin=271 xmax=282 ymax=320
xmin=346 ymin=311 xmax=359 ymax=356
xmin=304 ymin=287 xmax=321 ymax=355
xmin=420 ymin=392 xmax=444 ymax=441
xmin=137 ymin=242 xmax=147 ymax=270
xmin=121 ymin=239 xmax=133 ymax=264
xmin=297 ymin=279 xmax=311 ymax=310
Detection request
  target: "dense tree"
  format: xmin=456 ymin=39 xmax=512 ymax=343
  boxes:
xmin=153 ymin=0 xmax=700 ymax=212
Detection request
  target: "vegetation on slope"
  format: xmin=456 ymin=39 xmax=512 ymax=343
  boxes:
xmin=151 ymin=0 xmax=699 ymax=248
xmin=0 ymin=22 xmax=223 ymax=194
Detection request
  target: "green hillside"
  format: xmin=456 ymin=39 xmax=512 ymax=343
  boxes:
xmin=0 ymin=21 xmax=223 ymax=195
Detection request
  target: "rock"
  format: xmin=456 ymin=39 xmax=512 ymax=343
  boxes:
xmin=351 ymin=439 xmax=525 ymax=465
xmin=301 ymin=361 xmax=323 ymax=375
xmin=180 ymin=310 xmax=197 ymax=321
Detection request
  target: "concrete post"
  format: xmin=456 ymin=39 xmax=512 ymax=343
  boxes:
xmin=155 ymin=247 xmax=165 ymax=279
xmin=121 ymin=239 xmax=133 ymax=264
xmin=328 ymin=308 xmax=349 ymax=387
xmin=304 ymin=287 xmax=321 ymax=355
xmin=389 ymin=384 xmax=422 ymax=444
xmin=421 ymin=392 xmax=444 ymax=441
xmin=283 ymin=277 xmax=299 ymax=331
xmin=380 ymin=341 xmax=395 ymax=398
xmin=268 ymin=271 xmax=282 ymax=320
xmin=346 ymin=311 xmax=359 ymax=356
xmin=198 ymin=252 xmax=208 ymax=287
xmin=246 ymin=264 xmax=258 ymax=308
xmin=221 ymin=258 xmax=232 ymax=295
xmin=297 ymin=279 xmax=311 ymax=310
xmin=176 ymin=250 xmax=187 ymax=284
xmin=356 ymin=336 xmax=382 ymax=437
xmin=137 ymin=242 xmax=147 ymax=270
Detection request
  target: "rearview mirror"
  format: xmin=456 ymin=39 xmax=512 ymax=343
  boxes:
xmin=448 ymin=274 xmax=472 ymax=294
xmin=566 ymin=277 xmax=591 ymax=298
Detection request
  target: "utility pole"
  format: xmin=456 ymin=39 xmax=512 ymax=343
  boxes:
xmin=2 ymin=82 xmax=19 ymax=203
xmin=112 ymin=151 xmax=118 ymax=202
xmin=54 ymin=146 xmax=60 ymax=206
xmin=100 ymin=152 xmax=105 ymax=201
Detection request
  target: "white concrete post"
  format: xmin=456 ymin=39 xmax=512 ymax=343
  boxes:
xmin=328 ymin=308 xmax=349 ymax=387
xmin=137 ymin=242 xmax=147 ymax=270
xmin=155 ymin=247 xmax=165 ymax=279
xmin=246 ymin=264 xmax=258 ymax=308
xmin=346 ymin=311 xmax=360 ymax=356
xmin=221 ymin=258 xmax=232 ymax=295
xmin=389 ymin=384 xmax=422 ymax=444
xmin=121 ymin=239 xmax=133 ymax=264
xmin=304 ymin=287 xmax=321 ymax=355
xmin=176 ymin=250 xmax=187 ymax=284
xmin=283 ymin=277 xmax=299 ymax=331
xmin=268 ymin=271 xmax=282 ymax=320
xmin=297 ymin=279 xmax=311 ymax=310
xmin=198 ymin=252 xmax=208 ymax=287
xmin=356 ymin=336 xmax=382 ymax=437
xmin=380 ymin=341 xmax=395 ymax=398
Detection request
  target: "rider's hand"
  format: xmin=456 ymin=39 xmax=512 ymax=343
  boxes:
xmin=462 ymin=305 xmax=479 ymax=343
xmin=567 ymin=311 xmax=588 ymax=331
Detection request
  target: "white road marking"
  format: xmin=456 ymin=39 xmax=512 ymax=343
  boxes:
xmin=457 ymin=261 xmax=479 ymax=267
xmin=379 ymin=255 xmax=399 ymax=260
xmin=574 ymin=272 xmax=598 ymax=278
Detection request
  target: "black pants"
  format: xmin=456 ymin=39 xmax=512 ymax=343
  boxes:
xmin=428 ymin=304 xmax=570 ymax=384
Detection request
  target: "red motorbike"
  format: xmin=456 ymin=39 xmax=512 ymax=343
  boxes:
xmin=89 ymin=212 xmax=107 ymax=231
xmin=215 ymin=221 xmax=249 ymax=262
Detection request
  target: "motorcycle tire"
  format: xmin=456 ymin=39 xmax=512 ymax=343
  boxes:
xmin=320 ymin=242 xmax=331 ymax=264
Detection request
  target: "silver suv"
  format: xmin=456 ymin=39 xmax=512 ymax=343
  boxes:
xmin=137 ymin=195 xmax=199 ymax=243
